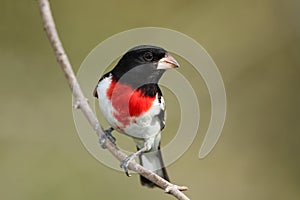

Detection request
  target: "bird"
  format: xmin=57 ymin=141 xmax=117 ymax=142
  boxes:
xmin=93 ymin=45 xmax=179 ymax=187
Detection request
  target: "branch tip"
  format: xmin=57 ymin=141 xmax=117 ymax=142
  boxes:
xmin=165 ymin=185 xmax=189 ymax=193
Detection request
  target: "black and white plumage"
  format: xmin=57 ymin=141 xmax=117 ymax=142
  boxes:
xmin=94 ymin=45 xmax=179 ymax=187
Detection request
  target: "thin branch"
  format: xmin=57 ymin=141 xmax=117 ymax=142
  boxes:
xmin=37 ymin=1 xmax=189 ymax=199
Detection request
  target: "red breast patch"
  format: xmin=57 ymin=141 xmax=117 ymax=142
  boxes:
xmin=107 ymin=79 xmax=155 ymax=126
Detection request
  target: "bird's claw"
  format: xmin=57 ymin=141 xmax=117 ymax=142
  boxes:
xmin=120 ymin=155 xmax=135 ymax=177
xmin=99 ymin=135 xmax=106 ymax=148
xmin=105 ymin=128 xmax=116 ymax=144
xmin=99 ymin=128 xmax=115 ymax=149
xmin=120 ymin=146 xmax=147 ymax=176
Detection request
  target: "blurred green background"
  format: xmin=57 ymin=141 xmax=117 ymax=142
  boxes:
xmin=1 ymin=0 xmax=299 ymax=199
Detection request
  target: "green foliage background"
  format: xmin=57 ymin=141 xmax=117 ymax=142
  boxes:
xmin=1 ymin=0 xmax=299 ymax=199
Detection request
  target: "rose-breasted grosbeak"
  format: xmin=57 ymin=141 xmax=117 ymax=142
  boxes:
xmin=93 ymin=45 xmax=179 ymax=187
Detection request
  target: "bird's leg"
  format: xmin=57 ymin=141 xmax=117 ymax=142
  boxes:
xmin=120 ymin=142 xmax=151 ymax=176
xmin=99 ymin=127 xmax=115 ymax=148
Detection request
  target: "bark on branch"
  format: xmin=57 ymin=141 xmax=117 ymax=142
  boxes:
xmin=37 ymin=1 xmax=189 ymax=199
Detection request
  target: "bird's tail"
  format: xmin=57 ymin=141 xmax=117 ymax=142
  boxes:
xmin=137 ymin=145 xmax=169 ymax=187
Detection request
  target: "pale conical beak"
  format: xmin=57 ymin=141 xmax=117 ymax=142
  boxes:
xmin=157 ymin=53 xmax=180 ymax=69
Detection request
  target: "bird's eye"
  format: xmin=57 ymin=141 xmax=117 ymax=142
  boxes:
xmin=144 ymin=52 xmax=153 ymax=61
